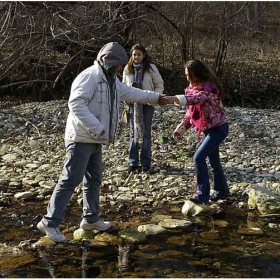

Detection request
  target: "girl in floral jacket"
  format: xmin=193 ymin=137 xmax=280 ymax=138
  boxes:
xmin=167 ymin=60 xmax=229 ymax=204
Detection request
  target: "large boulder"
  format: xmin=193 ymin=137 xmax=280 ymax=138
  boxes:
xmin=248 ymin=185 xmax=280 ymax=215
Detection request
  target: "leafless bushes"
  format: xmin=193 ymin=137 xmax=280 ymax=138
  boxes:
xmin=0 ymin=1 xmax=279 ymax=107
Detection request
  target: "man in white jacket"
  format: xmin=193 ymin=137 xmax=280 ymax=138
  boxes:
xmin=37 ymin=42 xmax=166 ymax=242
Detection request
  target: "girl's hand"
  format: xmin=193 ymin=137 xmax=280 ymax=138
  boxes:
xmin=173 ymin=123 xmax=187 ymax=138
xmin=165 ymin=96 xmax=179 ymax=104
xmin=173 ymin=131 xmax=181 ymax=139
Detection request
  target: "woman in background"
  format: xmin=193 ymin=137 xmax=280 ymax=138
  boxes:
xmin=123 ymin=44 xmax=164 ymax=173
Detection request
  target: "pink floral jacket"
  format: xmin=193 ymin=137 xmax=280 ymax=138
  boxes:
xmin=174 ymin=81 xmax=227 ymax=136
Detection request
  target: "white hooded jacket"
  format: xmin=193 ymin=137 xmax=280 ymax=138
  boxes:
xmin=65 ymin=42 xmax=160 ymax=144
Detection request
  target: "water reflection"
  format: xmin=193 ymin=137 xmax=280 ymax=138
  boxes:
xmin=1 ymin=206 xmax=280 ymax=277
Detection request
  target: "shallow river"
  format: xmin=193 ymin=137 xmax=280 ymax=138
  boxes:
xmin=1 ymin=200 xmax=280 ymax=278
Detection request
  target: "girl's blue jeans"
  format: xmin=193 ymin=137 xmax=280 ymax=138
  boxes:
xmin=42 ymin=141 xmax=102 ymax=227
xmin=194 ymin=122 xmax=229 ymax=203
xmin=128 ymin=104 xmax=154 ymax=167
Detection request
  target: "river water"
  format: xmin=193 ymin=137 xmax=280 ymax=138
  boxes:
xmin=1 ymin=199 xmax=280 ymax=278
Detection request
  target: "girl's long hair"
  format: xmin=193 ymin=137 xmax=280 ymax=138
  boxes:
xmin=185 ymin=60 xmax=225 ymax=97
xmin=126 ymin=44 xmax=153 ymax=74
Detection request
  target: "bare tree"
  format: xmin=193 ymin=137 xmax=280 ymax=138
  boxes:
xmin=214 ymin=2 xmax=249 ymax=76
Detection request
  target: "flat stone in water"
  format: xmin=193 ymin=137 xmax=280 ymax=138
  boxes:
xmin=94 ymin=232 xmax=123 ymax=245
xmin=120 ymin=229 xmax=146 ymax=243
xmin=32 ymin=236 xmax=56 ymax=247
xmin=159 ymin=218 xmax=192 ymax=229
xmin=158 ymin=250 xmax=184 ymax=258
xmin=213 ymin=220 xmax=229 ymax=227
xmin=237 ymin=227 xmax=264 ymax=235
xmin=138 ymin=224 xmax=167 ymax=235
xmin=87 ymin=240 xmax=109 ymax=248
xmin=200 ymin=230 xmax=220 ymax=240
xmin=0 ymin=251 xmax=35 ymax=271
xmin=166 ymin=236 xmax=187 ymax=245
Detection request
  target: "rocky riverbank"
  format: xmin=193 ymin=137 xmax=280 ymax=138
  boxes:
xmin=0 ymin=100 xmax=279 ymax=209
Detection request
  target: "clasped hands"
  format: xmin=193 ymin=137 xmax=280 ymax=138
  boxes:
xmin=158 ymin=94 xmax=178 ymax=106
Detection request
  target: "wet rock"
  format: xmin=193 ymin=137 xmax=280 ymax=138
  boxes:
xmin=213 ymin=220 xmax=229 ymax=227
xmin=237 ymin=227 xmax=264 ymax=235
xmin=158 ymin=250 xmax=183 ymax=258
xmin=119 ymin=229 xmax=146 ymax=243
xmin=32 ymin=236 xmax=56 ymax=247
xmin=137 ymin=224 xmax=167 ymax=235
xmin=0 ymin=250 xmax=35 ymax=271
xmin=138 ymin=244 xmax=160 ymax=251
xmin=181 ymin=200 xmax=212 ymax=216
xmin=86 ymin=240 xmax=109 ymax=247
xmin=131 ymin=250 xmax=159 ymax=260
xmin=248 ymin=185 xmax=280 ymax=215
xmin=158 ymin=218 xmax=192 ymax=229
xmin=200 ymin=230 xmax=220 ymax=240
xmin=73 ymin=228 xmax=95 ymax=240
xmin=166 ymin=236 xmax=187 ymax=245
xmin=94 ymin=232 xmax=123 ymax=245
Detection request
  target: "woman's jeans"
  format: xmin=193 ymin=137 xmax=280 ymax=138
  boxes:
xmin=193 ymin=122 xmax=229 ymax=203
xmin=42 ymin=141 xmax=102 ymax=228
xmin=128 ymin=104 xmax=154 ymax=167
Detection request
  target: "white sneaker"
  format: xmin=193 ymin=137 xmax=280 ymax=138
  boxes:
xmin=80 ymin=219 xmax=111 ymax=231
xmin=37 ymin=221 xmax=66 ymax=242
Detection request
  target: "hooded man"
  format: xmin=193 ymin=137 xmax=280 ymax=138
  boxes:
xmin=37 ymin=42 xmax=166 ymax=242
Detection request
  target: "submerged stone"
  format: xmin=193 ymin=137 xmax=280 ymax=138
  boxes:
xmin=200 ymin=230 xmax=220 ymax=240
xmin=94 ymin=232 xmax=123 ymax=245
xmin=158 ymin=250 xmax=183 ymax=258
xmin=120 ymin=229 xmax=146 ymax=243
xmin=237 ymin=227 xmax=264 ymax=235
xmin=0 ymin=251 xmax=35 ymax=271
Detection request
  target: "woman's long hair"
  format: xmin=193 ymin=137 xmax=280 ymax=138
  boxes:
xmin=185 ymin=60 xmax=225 ymax=97
xmin=126 ymin=44 xmax=153 ymax=74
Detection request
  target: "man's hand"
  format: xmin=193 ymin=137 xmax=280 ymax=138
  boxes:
xmin=158 ymin=94 xmax=168 ymax=106
xmin=165 ymin=96 xmax=179 ymax=104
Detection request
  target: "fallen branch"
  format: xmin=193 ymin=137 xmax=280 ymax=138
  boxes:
xmin=0 ymin=80 xmax=54 ymax=89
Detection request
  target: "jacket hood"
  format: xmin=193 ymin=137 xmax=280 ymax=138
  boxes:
xmin=97 ymin=42 xmax=128 ymax=70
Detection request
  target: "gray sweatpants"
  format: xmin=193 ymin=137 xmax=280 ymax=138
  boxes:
xmin=42 ymin=141 xmax=102 ymax=228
